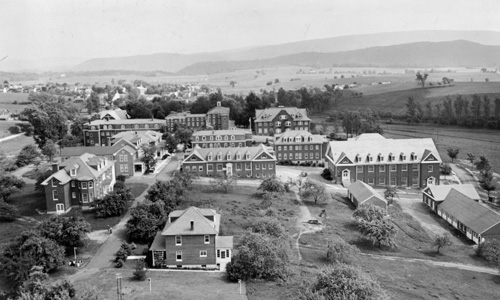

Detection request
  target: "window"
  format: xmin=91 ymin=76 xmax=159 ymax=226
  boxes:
xmin=227 ymin=153 xmax=231 ymax=160
xmin=89 ymin=192 xmax=94 ymax=201
xmin=368 ymin=178 xmax=374 ymax=185
xmin=401 ymin=177 xmax=408 ymax=186
xmin=402 ymin=164 xmax=408 ymax=171
xmin=278 ymin=146 xmax=282 ymax=151
xmin=379 ymin=165 xmax=385 ymax=172
xmin=200 ymin=250 xmax=207 ymax=257
xmin=356 ymin=166 xmax=363 ymax=173
xmin=269 ymin=163 xmax=273 ymax=169
xmin=82 ymin=193 xmax=88 ymax=203
xmin=202 ymin=136 xmax=206 ymax=141
xmin=390 ymin=165 xmax=397 ymax=171
xmin=368 ymin=166 xmax=374 ymax=172
xmin=379 ymin=178 xmax=386 ymax=185
xmin=280 ymin=115 xmax=287 ymax=120
xmin=88 ymin=181 xmax=93 ymax=189
xmin=175 ymin=235 xmax=182 ymax=245
xmin=262 ymin=164 xmax=266 ymax=170
xmin=245 ymin=163 xmax=251 ymax=170
xmin=245 ymin=153 xmax=250 ymax=160
xmin=217 ymin=153 xmax=222 ymax=160
xmin=52 ymin=179 xmax=57 ymax=187
xmin=70 ymin=168 xmax=76 ymax=176
xmin=208 ymin=154 xmax=212 ymax=161
xmin=428 ymin=165 xmax=433 ymax=172
xmin=176 ymin=251 xmax=182 ymax=261
xmin=231 ymin=135 xmax=235 ymax=140
xmin=284 ymin=153 xmax=288 ymax=159
xmin=390 ymin=177 xmax=396 ymax=186
xmin=204 ymin=235 xmax=210 ymax=244
xmin=217 ymin=164 xmax=223 ymax=171
xmin=256 ymin=164 xmax=260 ymax=170
xmin=123 ymin=155 xmax=128 ymax=162
xmin=217 ymin=249 xmax=220 ymax=258
xmin=304 ymin=153 xmax=308 ymax=159
xmin=304 ymin=145 xmax=308 ymax=150
xmin=199 ymin=166 xmax=204 ymax=171
xmin=284 ymin=146 xmax=288 ymax=151
xmin=412 ymin=164 xmax=419 ymax=171
xmin=52 ymin=190 xmax=58 ymax=200
xmin=82 ymin=182 xmax=87 ymax=189
xmin=275 ymin=121 xmax=281 ymax=127
xmin=412 ymin=177 xmax=418 ymax=186
xmin=208 ymin=164 xmax=213 ymax=171
xmin=185 ymin=166 xmax=191 ymax=172
xmin=236 ymin=163 xmax=241 ymax=171
xmin=316 ymin=153 xmax=319 ymax=159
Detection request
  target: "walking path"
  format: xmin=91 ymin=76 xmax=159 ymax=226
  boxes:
xmin=0 ymin=132 xmax=24 ymax=143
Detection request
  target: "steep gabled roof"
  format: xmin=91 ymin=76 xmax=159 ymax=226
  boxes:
xmin=99 ymin=108 xmax=130 ymax=120
xmin=182 ymin=144 xmax=275 ymax=163
xmin=275 ymin=130 xmax=327 ymax=144
xmin=255 ymin=107 xmax=310 ymax=122
xmin=161 ymin=207 xmax=219 ymax=236
xmin=347 ymin=181 xmax=386 ymax=204
xmin=110 ymin=130 xmax=161 ymax=145
xmin=440 ymin=189 xmax=500 ymax=234
xmin=60 ymin=143 xmax=137 ymax=157
xmin=424 ymin=184 xmax=480 ymax=201
xmin=327 ymin=133 xmax=441 ymax=165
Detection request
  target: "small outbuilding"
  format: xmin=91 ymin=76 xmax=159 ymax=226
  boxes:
xmin=347 ymin=180 xmax=387 ymax=211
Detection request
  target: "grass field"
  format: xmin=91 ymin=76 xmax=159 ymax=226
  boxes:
xmin=0 ymin=134 xmax=35 ymax=156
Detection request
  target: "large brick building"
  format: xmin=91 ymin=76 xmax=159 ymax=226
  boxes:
xmin=254 ymin=106 xmax=310 ymax=136
xmin=191 ymin=129 xmax=253 ymax=148
xmin=181 ymin=144 xmax=276 ymax=179
xmin=325 ymin=133 xmax=441 ymax=188
xmin=149 ymin=206 xmax=233 ymax=270
xmin=205 ymin=102 xmax=230 ymax=130
xmin=41 ymin=154 xmax=116 ymax=214
xmin=274 ymin=130 xmax=328 ymax=164
xmin=165 ymin=112 xmax=206 ymax=132
xmin=83 ymin=119 xmax=165 ymax=146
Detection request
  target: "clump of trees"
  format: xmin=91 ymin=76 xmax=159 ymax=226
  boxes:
xmin=210 ymin=175 xmax=238 ymax=193
xmin=300 ymin=179 xmax=329 ymax=204
xmin=94 ymin=184 xmax=133 ymax=218
xmin=473 ymin=156 xmax=497 ymax=200
xmin=326 ymin=239 xmax=360 ymax=265
xmin=476 ymin=239 xmax=500 ymax=269
xmin=353 ymin=204 xmax=397 ymax=248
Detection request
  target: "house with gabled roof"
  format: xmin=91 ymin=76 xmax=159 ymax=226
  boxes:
xmin=149 ymin=206 xmax=233 ymax=270
xmin=0 ymin=109 xmax=12 ymax=121
xmin=181 ymin=144 xmax=276 ymax=179
xmin=437 ymin=189 xmax=500 ymax=243
xmin=254 ymin=106 xmax=310 ymax=136
xmin=41 ymin=153 xmax=115 ymax=214
xmin=325 ymin=133 xmax=441 ymax=188
xmin=423 ymin=184 xmax=480 ymax=213
xmin=99 ymin=108 xmax=130 ymax=121
xmin=347 ymin=181 xmax=387 ymax=211
xmin=274 ymin=130 xmax=328 ymax=164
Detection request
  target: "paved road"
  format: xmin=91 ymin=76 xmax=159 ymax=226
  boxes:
xmin=86 ymin=155 xmax=179 ymax=269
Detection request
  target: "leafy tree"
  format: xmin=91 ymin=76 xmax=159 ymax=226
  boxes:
xmin=287 ymin=172 xmax=308 ymax=193
xmin=39 ymin=215 xmax=91 ymax=252
xmin=447 ymin=148 xmax=459 ymax=163
xmin=41 ymin=139 xmax=58 ymax=162
xmin=0 ymin=175 xmax=25 ymax=201
xmin=353 ymin=204 xmax=385 ymax=223
xmin=357 ymin=217 xmax=397 ymax=248
xmin=415 ymin=72 xmax=429 ymax=88
xmin=475 ymin=156 xmax=491 ymax=172
xmin=434 ymin=234 xmax=451 ymax=254
xmin=70 ymin=116 xmax=89 ymax=143
xmin=35 ymin=169 xmax=53 ymax=192
xmin=17 ymin=266 xmax=76 ymax=300
xmin=86 ymin=92 xmax=101 ymax=114
xmin=326 ymin=239 xmax=360 ymax=265
xmin=140 ymin=144 xmax=157 ymax=172
xmin=145 ymin=179 xmax=186 ymax=213
xmin=479 ymin=170 xmax=496 ymax=199
xmin=174 ymin=127 xmax=192 ymax=148
xmin=0 ymin=201 xmax=20 ymax=222
xmin=210 ymin=175 xmax=237 ymax=193
xmin=16 ymin=144 xmax=40 ymax=167
xmin=467 ymin=153 xmax=476 ymax=167
xmin=226 ymin=232 xmax=290 ymax=282
xmin=248 ymin=218 xmax=287 ymax=239
xmin=303 ymin=264 xmax=386 ymax=300
xmin=21 ymin=104 xmax=69 ymax=149
xmin=383 ymin=187 xmax=398 ymax=205
xmin=406 ymin=96 xmax=423 ymax=124
xmin=258 ymin=176 xmax=286 ymax=196
xmin=133 ymin=259 xmax=148 ymax=281
xmin=94 ymin=192 xmax=128 ymax=218
xmin=1 ymin=231 xmax=65 ymax=288
xmin=126 ymin=201 xmax=168 ymax=242
xmin=441 ymin=163 xmax=452 ymax=175
xmin=300 ymin=179 xmax=329 ymax=204
xmin=476 ymin=239 xmax=500 ymax=268
xmin=164 ymin=133 xmax=177 ymax=153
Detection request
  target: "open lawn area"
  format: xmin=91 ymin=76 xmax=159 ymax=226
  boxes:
xmin=74 ymin=268 xmax=246 ymax=300
xmin=0 ymin=134 xmax=35 ymax=156
xmin=186 ymin=184 xmax=300 ymax=242
xmin=0 ymin=120 xmax=28 ymax=138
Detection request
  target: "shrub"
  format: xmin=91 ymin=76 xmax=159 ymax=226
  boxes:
xmin=115 ymin=249 xmax=128 ymax=262
xmin=0 ymin=201 xmax=20 ymax=222
xmin=326 ymin=239 xmax=360 ymax=264
xmin=248 ymin=218 xmax=287 ymax=239
xmin=320 ymin=168 xmax=333 ymax=181
xmin=115 ymin=259 xmax=124 ymax=268
xmin=133 ymin=259 xmax=148 ymax=281
xmin=8 ymin=125 xmax=21 ymax=134
xmin=116 ymin=175 xmax=127 ymax=182
xmin=440 ymin=163 xmax=452 ymax=175
xmin=476 ymin=239 xmax=500 ymax=267
xmin=16 ymin=145 xmax=40 ymax=167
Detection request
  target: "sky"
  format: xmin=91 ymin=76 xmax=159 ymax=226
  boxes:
xmin=1 ymin=0 xmax=500 ymax=62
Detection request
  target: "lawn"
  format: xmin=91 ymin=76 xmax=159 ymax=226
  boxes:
xmin=72 ymin=268 xmax=246 ymax=300
xmin=0 ymin=134 xmax=35 ymax=156
xmin=0 ymin=120 xmax=28 ymax=138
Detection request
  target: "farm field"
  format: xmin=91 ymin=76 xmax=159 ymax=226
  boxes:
xmin=381 ymin=123 xmax=500 ymax=172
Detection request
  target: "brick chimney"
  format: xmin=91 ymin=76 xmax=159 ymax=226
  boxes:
xmin=190 ymin=220 xmax=194 ymax=230
xmin=51 ymin=162 xmax=59 ymax=174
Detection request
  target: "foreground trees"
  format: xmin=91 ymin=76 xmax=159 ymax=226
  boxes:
xmin=353 ymin=204 xmax=397 ymax=248
xmin=39 ymin=215 xmax=91 ymax=252
xmin=126 ymin=201 xmax=168 ymax=242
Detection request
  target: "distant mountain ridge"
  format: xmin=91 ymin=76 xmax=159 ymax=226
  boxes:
xmin=178 ymin=40 xmax=500 ymax=75
xmin=71 ymin=30 xmax=500 ymax=73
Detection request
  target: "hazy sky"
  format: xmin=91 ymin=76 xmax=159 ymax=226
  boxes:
xmin=1 ymin=0 xmax=500 ymax=60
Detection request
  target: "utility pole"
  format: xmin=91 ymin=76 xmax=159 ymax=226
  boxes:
xmin=148 ymin=278 xmax=152 ymax=292
xmin=116 ymin=273 xmax=122 ymax=300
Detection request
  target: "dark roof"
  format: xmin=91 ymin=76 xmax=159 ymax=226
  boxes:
xmin=347 ymin=181 xmax=386 ymax=204
xmin=207 ymin=106 xmax=229 ymax=115
xmin=161 ymin=207 xmax=219 ymax=236
xmin=440 ymin=189 xmax=500 ymax=234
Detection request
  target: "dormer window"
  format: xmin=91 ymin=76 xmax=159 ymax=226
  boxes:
xmin=411 ymin=152 xmax=417 ymax=160
xmin=70 ymin=168 xmax=77 ymax=176
xmin=231 ymin=135 xmax=235 ymax=140
xmin=400 ymin=153 xmax=406 ymax=161
xmin=227 ymin=152 xmax=232 ymax=160
xmin=389 ymin=153 xmax=395 ymax=161
xmin=217 ymin=153 xmax=222 ymax=160
xmin=308 ymin=136 xmax=313 ymax=142
xmin=367 ymin=154 xmax=373 ymax=162
xmin=52 ymin=179 xmax=57 ymax=187
xmin=208 ymin=153 xmax=213 ymax=161
xmin=237 ymin=153 xmax=241 ymax=160
xmin=355 ymin=154 xmax=361 ymax=162
xmin=195 ymin=136 xmax=199 ymax=141
xmin=378 ymin=154 xmax=384 ymax=162
xmin=245 ymin=153 xmax=250 ymax=160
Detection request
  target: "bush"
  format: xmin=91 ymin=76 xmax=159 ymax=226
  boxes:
xmin=115 ymin=259 xmax=124 ymax=268
xmin=0 ymin=201 xmax=20 ymax=222
xmin=16 ymin=144 xmax=40 ymax=167
xmin=115 ymin=249 xmax=128 ymax=262
xmin=320 ymin=168 xmax=333 ymax=181
xmin=116 ymin=175 xmax=127 ymax=182
xmin=133 ymin=259 xmax=148 ymax=281
xmin=440 ymin=163 xmax=452 ymax=175
xmin=8 ymin=125 xmax=21 ymax=134
xmin=326 ymin=239 xmax=360 ymax=264
xmin=476 ymin=239 xmax=500 ymax=267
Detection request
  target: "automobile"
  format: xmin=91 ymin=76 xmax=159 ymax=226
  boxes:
xmin=306 ymin=220 xmax=321 ymax=225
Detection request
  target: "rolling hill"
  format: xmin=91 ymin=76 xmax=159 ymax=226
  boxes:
xmin=72 ymin=30 xmax=500 ymax=73
xmin=178 ymin=40 xmax=500 ymax=74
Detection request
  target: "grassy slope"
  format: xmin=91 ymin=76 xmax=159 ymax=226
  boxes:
xmin=0 ymin=134 xmax=35 ymax=156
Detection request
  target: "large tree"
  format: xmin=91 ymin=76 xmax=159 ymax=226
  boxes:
xmin=300 ymin=179 xmax=329 ymax=204
xmin=42 ymin=139 xmax=58 ymax=162
xmin=447 ymin=148 xmax=460 ymax=163
xmin=21 ymin=105 xmax=69 ymax=149
xmin=140 ymin=144 xmax=157 ymax=172
xmin=479 ymin=170 xmax=497 ymax=199
xmin=94 ymin=191 xmax=129 ymax=218
xmin=415 ymin=72 xmax=429 ymax=88
xmin=39 ymin=215 xmax=91 ymax=252
xmin=126 ymin=201 xmax=168 ymax=242
xmin=0 ymin=175 xmax=25 ymax=202
xmin=16 ymin=144 xmax=40 ymax=167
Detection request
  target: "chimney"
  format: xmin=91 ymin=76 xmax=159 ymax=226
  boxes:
xmin=51 ymin=162 xmax=59 ymax=174
xmin=190 ymin=220 xmax=194 ymax=230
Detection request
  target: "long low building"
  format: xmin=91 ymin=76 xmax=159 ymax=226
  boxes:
xmin=347 ymin=180 xmax=387 ymax=211
xmin=325 ymin=133 xmax=441 ymax=188
xmin=191 ymin=129 xmax=253 ymax=148
xmin=83 ymin=118 xmax=165 ymax=146
xmin=422 ymin=184 xmax=480 ymax=213
xmin=437 ymin=189 xmax=500 ymax=244
xmin=181 ymin=144 xmax=276 ymax=179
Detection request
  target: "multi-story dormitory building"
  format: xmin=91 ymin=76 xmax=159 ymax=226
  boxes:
xmin=165 ymin=102 xmax=232 ymax=132
xmin=274 ymin=130 xmax=328 ymax=164
xmin=254 ymin=106 xmax=311 ymax=136
xmin=325 ymin=133 xmax=441 ymax=188
xmin=191 ymin=129 xmax=253 ymax=148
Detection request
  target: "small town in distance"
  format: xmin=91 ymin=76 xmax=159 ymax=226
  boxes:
xmin=1 ymin=2 xmax=500 ymax=300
